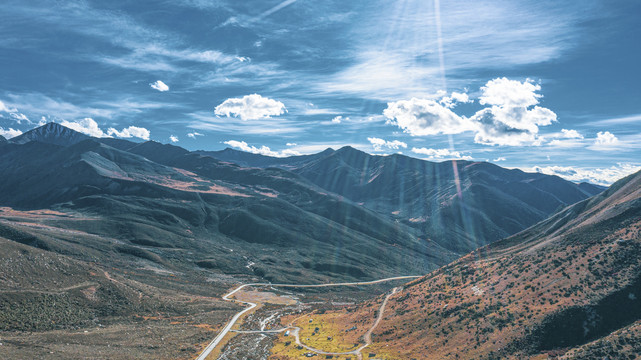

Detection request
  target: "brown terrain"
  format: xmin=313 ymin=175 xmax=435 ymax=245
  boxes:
xmin=269 ymin=170 xmax=641 ymax=359
xmin=0 ymin=210 xmax=242 ymax=360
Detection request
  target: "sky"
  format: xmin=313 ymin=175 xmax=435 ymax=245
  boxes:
xmin=0 ymin=0 xmax=640 ymax=185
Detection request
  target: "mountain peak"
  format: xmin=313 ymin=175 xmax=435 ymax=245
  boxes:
xmin=10 ymin=123 xmax=90 ymax=146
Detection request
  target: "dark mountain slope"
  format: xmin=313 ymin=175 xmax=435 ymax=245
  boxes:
xmin=0 ymin=135 xmax=6 ymax=143
xmin=196 ymin=147 xmax=335 ymax=168
xmin=0 ymin=130 xmax=453 ymax=283
xmin=296 ymin=170 xmax=641 ymax=359
xmin=9 ymin=122 xmax=90 ymax=146
xmin=209 ymin=146 xmax=604 ymax=253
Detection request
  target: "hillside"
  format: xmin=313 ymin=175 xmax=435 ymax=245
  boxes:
xmin=207 ymin=147 xmax=604 ymax=254
xmin=269 ymin=170 xmax=641 ymax=359
xmin=0 ymin=124 xmax=449 ymax=284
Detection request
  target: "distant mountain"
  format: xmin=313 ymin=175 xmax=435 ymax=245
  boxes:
xmin=299 ymin=169 xmax=641 ymax=359
xmin=9 ymin=122 xmax=91 ymax=146
xmin=0 ymin=125 xmax=452 ymax=283
xmin=0 ymin=135 xmax=6 ymax=143
xmin=197 ymin=147 xmax=335 ymax=169
xmin=207 ymin=146 xmax=605 ymax=253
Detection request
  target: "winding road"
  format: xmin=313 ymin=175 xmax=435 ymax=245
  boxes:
xmin=195 ymin=276 xmax=420 ymax=360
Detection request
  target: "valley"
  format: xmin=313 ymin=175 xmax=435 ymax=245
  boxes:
xmin=0 ymin=123 xmax=636 ymax=360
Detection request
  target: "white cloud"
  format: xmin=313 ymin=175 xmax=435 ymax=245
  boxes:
xmin=60 ymin=118 xmax=108 ymax=137
xmin=479 ymin=77 xmax=542 ymax=108
xmin=493 ymin=157 xmax=506 ymax=162
xmin=55 ymin=118 xmax=151 ymax=141
xmin=0 ymin=100 xmax=30 ymax=124
xmin=546 ymin=129 xmax=584 ymax=148
xmin=150 ymin=80 xmax=169 ymax=92
xmin=9 ymin=112 xmax=30 ymax=124
xmin=223 ymin=140 xmax=301 ymax=157
xmin=169 ymin=135 xmax=179 ymax=143
xmin=594 ymin=131 xmax=619 ymax=146
xmin=214 ymin=94 xmax=286 ymax=121
xmin=548 ymin=139 xmax=583 ymax=148
xmin=0 ymin=127 xmax=23 ymax=139
xmin=587 ymin=114 xmax=641 ymax=126
xmin=411 ymin=147 xmax=472 ymax=160
xmin=383 ymin=78 xmax=557 ymax=147
xmin=367 ymin=137 xmax=407 ymax=151
xmin=107 ymin=126 xmax=151 ymax=140
xmin=286 ymin=142 xmax=297 ymax=146
xmin=528 ymin=163 xmax=641 ymax=186
xmin=0 ymin=100 xmax=17 ymax=113
xmin=235 ymin=56 xmax=250 ymax=62
xmin=439 ymin=91 xmax=472 ymax=108
xmin=383 ymin=97 xmax=475 ymax=136
xmin=187 ymin=131 xmax=203 ymax=138
xmin=331 ymin=116 xmax=344 ymax=124
xmin=561 ymin=129 xmax=583 ymax=139
xmin=470 ymin=78 xmax=557 ymax=146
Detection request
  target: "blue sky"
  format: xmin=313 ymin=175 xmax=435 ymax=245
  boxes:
xmin=0 ymin=0 xmax=639 ymax=185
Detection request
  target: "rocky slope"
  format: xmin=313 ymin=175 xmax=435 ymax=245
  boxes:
xmin=275 ymin=170 xmax=641 ymax=359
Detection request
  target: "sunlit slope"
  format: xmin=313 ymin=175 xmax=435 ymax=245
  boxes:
xmin=281 ymin=170 xmax=641 ymax=359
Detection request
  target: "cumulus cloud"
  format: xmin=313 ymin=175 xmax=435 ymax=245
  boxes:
xmin=383 ymin=98 xmax=475 ymax=136
xmin=561 ymin=129 xmax=583 ymax=139
xmin=60 ymin=118 xmax=108 ymax=137
xmin=150 ymin=80 xmax=169 ymax=92
xmin=214 ymin=94 xmax=286 ymax=121
xmin=367 ymin=137 xmax=407 ymax=151
xmin=107 ymin=126 xmax=151 ymax=140
xmin=331 ymin=116 xmax=345 ymax=124
xmin=411 ymin=147 xmax=472 ymax=160
xmin=0 ymin=127 xmax=23 ymax=139
xmin=479 ymin=77 xmax=542 ymax=108
xmin=169 ymin=135 xmax=179 ymax=143
xmin=529 ymin=163 xmax=641 ymax=186
xmin=224 ymin=140 xmax=301 ymax=157
xmin=594 ymin=131 xmax=619 ymax=146
xmin=439 ymin=91 xmax=472 ymax=108
xmin=471 ymin=78 xmax=556 ymax=146
xmin=187 ymin=131 xmax=203 ymax=138
xmin=286 ymin=142 xmax=297 ymax=146
xmin=384 ymin=78 xmax=557 ymax=146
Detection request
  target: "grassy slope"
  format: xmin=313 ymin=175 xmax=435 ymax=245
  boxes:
xmin=269 ymin=171 xmax=641 ymax=359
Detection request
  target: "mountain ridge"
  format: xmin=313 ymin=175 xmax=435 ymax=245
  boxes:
xmin=278 ymin=169 xmax=641 ymax=359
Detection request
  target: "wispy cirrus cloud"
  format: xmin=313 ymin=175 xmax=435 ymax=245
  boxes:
xmin=188 ymin=111 xmax=303 ymax=135
xmin=312 ymin=0 xmax=594 ymax=100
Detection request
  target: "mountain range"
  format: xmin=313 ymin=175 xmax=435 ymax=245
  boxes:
xmin=288 ymin=165 xmax=641 ymax=359
xmin=0 ymin=123 xmax=605 ymax=280
xmin=0 ymin=122 xmax=635 ymax=359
